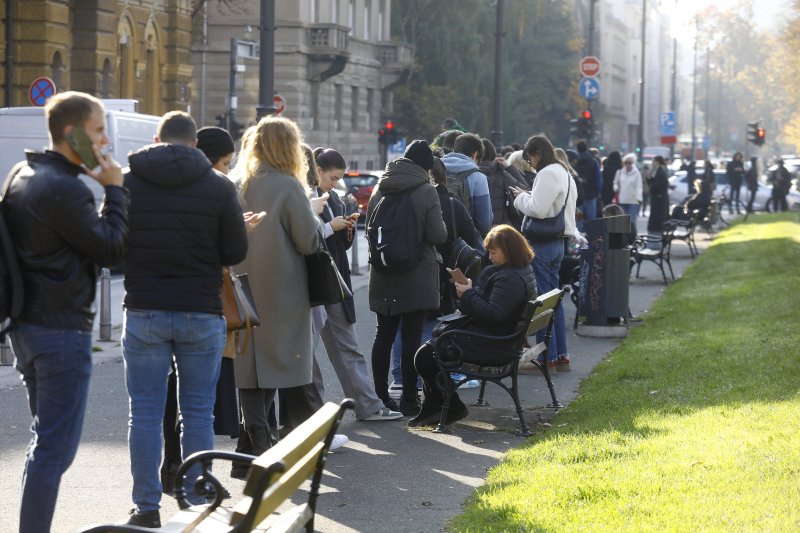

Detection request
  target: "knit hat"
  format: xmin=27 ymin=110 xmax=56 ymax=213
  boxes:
xmin=403 ymin=139 xmax=434 ymax=171
xmin=196 ymin=126 xmax=235 ymax=163
xmin=565 ymin=149 xmax=579 ymax=162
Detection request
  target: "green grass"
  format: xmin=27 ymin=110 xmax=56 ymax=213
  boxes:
xmin=450 ymin=213 xmax=800 ymax=532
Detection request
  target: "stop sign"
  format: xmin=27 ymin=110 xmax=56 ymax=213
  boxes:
xmin=579 ymin=56 xmax=601 ymax=78
xmin=273 ymin=94 xmax=286 ymax=115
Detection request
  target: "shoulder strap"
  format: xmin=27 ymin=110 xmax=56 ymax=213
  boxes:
xmin=448 ymin=197 xmax=459 ymax=241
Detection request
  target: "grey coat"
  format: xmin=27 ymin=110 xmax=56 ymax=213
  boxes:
xmin=367 ymin=158 xmax=447 ymax=316
xmin=234 ymin=170 xmax=321 ymax=389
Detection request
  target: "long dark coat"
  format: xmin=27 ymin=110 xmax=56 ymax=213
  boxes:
xmin=647 ymin=165 xmax=670 ymax=232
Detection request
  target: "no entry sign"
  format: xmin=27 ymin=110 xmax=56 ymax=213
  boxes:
xmin=29 ymin=77 xmax=56 ymax=106
xmin=273 ymin=94 xmax=286 ymax=115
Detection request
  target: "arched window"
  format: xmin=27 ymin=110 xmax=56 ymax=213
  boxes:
xmin=117 ymin=14 xmax=135 ymax=98
xmin=144 ymin=17 xmax=161 ymax=115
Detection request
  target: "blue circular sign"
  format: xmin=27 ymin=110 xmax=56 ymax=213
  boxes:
xmin=579 ymin=77 xmax=600 ymax=101
xmin=29 ymin=77 xmax=56 ymax=107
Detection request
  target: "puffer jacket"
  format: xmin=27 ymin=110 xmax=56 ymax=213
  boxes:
xmin=367 ymin=158 xmax=447 ymax=315
xmin=458 ymin=263 xmax=537 ymax=337
xmin=123 ymin=143 xmax=247 ymax=314
xmin=3 ymin=150 xmax=129 ymax=331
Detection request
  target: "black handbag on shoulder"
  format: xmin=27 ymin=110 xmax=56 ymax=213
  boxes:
xmin=431 ymin=311 xmax=472 ymax=338
xmin=305 ymin=240 xmax=352 ymax=307
xmin=521 ymin=176 xmax=570 ymax=243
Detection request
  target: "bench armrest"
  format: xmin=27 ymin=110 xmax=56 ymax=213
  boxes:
xmin=432 ymin=327 xmax=523 ymax=367
xmin=174 ymin=450 xmax=257 ymax=510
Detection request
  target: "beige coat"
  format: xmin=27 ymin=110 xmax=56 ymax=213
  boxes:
xmin=233 ymin=170 xmax=321 ymax=389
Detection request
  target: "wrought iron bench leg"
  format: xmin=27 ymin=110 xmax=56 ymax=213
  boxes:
xmin=434 ymin=384 xmax=453 ymax=434
xmin=538 ymin=361 xmax=562 ymax=409
xmin=511 ymin=372 xmax=533 ymax=436
xmin=474 ymin=379 xmax=489 ymax=406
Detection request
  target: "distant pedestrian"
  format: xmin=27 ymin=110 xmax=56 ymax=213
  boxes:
xmin=647 ymin=155 xmax=670 ymax=233
xmin=726 ymin=152 xmax=745 ymax=213
xmin=769 ymin=159 xmax=791 ymax=212
xmin=121 ymin=111 xmax=248 ymax=527
xmin=573 ymin=141 xmax=601 ymax=224
xmin=614 ymin=153 xmax=644 ymax=229
xmin=3 ymin=91 xmax=129 ymax=533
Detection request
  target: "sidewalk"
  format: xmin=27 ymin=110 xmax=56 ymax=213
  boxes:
xmin=0 ymin=226 xmax=711 ymax=532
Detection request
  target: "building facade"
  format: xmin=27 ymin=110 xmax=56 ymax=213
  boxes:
xmin=0 ymin=0 xmax=193 ymax=115
xmin=194 ymin=0 xmax=413 ymax=170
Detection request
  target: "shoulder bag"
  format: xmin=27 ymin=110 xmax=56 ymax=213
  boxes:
xmin=431 ymin=311 xmax=473 ymax=338
xmin=446 ymin=197 xmax=483 ymax=279
xmin=305 ymin=239 xmax=352 ymax=307
xmin=221 ymin=267 xmax=261 ymax=355
xmin=521 ymin=174 xmax=570 ymax=243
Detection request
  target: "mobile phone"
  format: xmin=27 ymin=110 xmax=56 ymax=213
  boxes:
xmin=348 ymin=213 xmax=360 ymax=221
xmin=66 ymin=126 xmax=99 ymax=169
xmin=447 ymin=267 xmax=469 ymax=285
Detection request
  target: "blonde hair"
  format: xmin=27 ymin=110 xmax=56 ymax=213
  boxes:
xmin=507 ymin=149 xmax=533 ymax=173
xmin=623 ymin=153 xmax=637 ymax=164
xmin=554 ymin=148 xmax=577 ymax=177
xmin=231 ymin=116 xmax=308 ymax=198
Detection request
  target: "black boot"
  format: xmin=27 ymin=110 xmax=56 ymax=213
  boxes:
xmin=445 ymin=394 xmax=469 ymax=425
xmin=230 ymin=423 xmax=255 ymax=480
xmin=407 ymin=399 xmax=442 ymax=427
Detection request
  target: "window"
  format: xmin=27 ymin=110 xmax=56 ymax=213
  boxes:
xmin=366 ymin=88 xmax=374 ymax=132
xmin=364 ymin=0 xmax=371 ymax=39
xmin=312 ymin=0 xmax=319 ymax=23
xmin=335 ymin=84 xmax=343 ymax=131
xmin=348 ymin=0 xmax=354 ymax=35
xmin=51 ymin=52 xmax=64 ymax=90
xmin=101 ymin=58 xmax=112 ymax=98
xmin=377 ymin=0 xmax=384 ymax=41
xmin=330 ymin=0 xmax=338 ymax=23
xmin=311 ymin=82 xmax=320 ymax=130
xmin=351 ymin=86 xmax=359 ymax=130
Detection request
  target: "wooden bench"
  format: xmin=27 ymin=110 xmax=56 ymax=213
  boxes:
xmin=80 ymin=399 xmax=353 ymax=533
xmin=430 ymin=288 xmax=566 ymax=436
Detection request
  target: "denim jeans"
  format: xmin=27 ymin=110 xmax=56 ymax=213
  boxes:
xmin=578 ymin=198 xmax=598 ymax=231
xmin=620 ymin=203 xmax=640 ymax=231
xmin=390 ymin=319 xmax=433 ymax=384
xmin=122 ymin=309 xmax=224 ymax=511
xmin=530 ymin=239 xmax=567 ymax=361
xmin=10 ymin=322 xmax=92 ymax=533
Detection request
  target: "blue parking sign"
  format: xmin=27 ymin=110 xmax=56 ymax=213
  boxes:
xmin=659 ymin=112 xmax=676 ymax=136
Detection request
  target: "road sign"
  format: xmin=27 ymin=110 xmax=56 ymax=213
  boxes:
xmin=658 ymin=111 xmax=676 ymax=136
xmin=273 ymin=94 xmax=286 ymax=115
xmin=579 ymin=56 xmax=601 ymax=77
xmin=29 ymin=77 xmax=56 ymax=107
xmin=579 ymin=77 xmax=600 ymax=100
xmin=386 ymin=137 xmax=406 ymax=163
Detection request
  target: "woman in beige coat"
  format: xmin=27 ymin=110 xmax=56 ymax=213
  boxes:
xmin=230 ymin=116 xmax=323 ymax=454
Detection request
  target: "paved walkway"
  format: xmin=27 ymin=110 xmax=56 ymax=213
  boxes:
xmin=0 ymin=226 xmax=712 ymax=533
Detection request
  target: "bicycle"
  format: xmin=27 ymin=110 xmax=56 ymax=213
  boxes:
xmin=716 ymin=188 xmax=749 ymax=227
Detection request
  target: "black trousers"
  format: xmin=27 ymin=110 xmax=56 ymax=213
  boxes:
xmin=371 ymin=310 xmax=426 ymax=403
xmin=239 ymin=383 xmax=322 ymax=433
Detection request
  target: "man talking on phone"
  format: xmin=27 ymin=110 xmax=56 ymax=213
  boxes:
xmin=2 ymin=91 xmax=129 ymax=533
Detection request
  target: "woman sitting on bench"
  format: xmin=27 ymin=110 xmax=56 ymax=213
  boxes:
xmin=409 ymin=224 xmax=537 ymax=427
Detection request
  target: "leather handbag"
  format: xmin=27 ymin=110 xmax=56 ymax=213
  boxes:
xmin=432 ymin=311 xmax=472 ymax=337
xmin=305 ymin=244 xmax=352 ymax=307
xmin=446 ymin=198 xmax=483 ymax=279
xmin=521 ymin=175 xmax=571 ymax=243
xmin=221 ymin=267 xmax=261 ymax=331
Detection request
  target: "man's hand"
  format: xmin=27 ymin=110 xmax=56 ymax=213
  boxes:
xmin=84 ymin=144 xmax=123 ymax=187
xmin=330 ymin=216 xmax=355 ymax=232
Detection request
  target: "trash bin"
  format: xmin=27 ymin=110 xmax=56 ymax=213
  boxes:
xmin=577 ymin=214 xmax=631 ymax=337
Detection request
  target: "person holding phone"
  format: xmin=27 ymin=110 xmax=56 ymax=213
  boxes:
xmin=410 ymin=224 xmax=537 ymax=427
xmin=2 ymin=91 xmax=128 ymax=533
xmin=310 ymin=147 xmax=402 ymax=421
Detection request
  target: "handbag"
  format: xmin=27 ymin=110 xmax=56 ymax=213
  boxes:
xmin=521 ymin=174 xmax=570 ymax=243
xmin=305 ymin=242 xmax=352 ymax=307
xmin=446 ymin=198 xmax=483 ymax=279
xmin=431 ymin=311 xmax=472 ymax=338
xmin=221 ymin=267 xmax=261 ymax=356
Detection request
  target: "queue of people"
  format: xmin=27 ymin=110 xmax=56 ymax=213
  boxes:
xmin=5 ymin=92 xmax=790 ymax=532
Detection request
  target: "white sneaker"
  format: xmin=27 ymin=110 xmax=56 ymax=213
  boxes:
xmin=360 ymin=407 xmax=403 ymax=421
xmin=388 ymin=381 xmax=403 ymax=400
xmin=330 ymin=434 xmax=349 ymax=450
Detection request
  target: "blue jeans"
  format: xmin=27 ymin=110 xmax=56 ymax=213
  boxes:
xmin=391 ymin=319 xmax=433 ymax=384
xmin=122 ymin=309 xmax=225 ymax=511
xmin=10 ymin=322 xmax=92 ymax=533
xmin=579 ymin=198 xmax=598 ymax=231
xmin=531 ymin=239 xmax=567 ymax=361
xmin=620 ymin=203 xmax=640 ymax=232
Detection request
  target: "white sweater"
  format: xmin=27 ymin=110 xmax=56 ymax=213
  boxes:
xmin=513 ymin=162 xmax=577 ymax=238
xmin=613 ymin=167 xmax=643 ymax=204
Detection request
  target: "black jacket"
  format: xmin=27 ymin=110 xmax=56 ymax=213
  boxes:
xmin=478 ymin=160 xmax=529 ymax=226
xmin=575 ymin=152 xmax=600 ymax=200
xmin=123 ymin=143 xmax=247 ymax=314
xmin=4 ymin=150 xmax=129 ymax=331
xmin=318 ymin=187 xmax=356 ymax=323
xmin=458 ymin=264 xmax=537 ymax=337
xmin=436 ymin=185 xmax=482 ymax=264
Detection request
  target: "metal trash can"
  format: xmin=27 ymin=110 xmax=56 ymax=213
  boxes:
xmin=577 ymin=214 xmax=631 ymax=337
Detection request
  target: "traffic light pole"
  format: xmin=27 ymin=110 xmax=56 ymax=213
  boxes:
xmin=256 ymin=0 xmax=277 ymax=120
xmin=229 ymin=38 xmax=238 ymax=134
xmin=490 ymin=0 xmax=505 ymax=150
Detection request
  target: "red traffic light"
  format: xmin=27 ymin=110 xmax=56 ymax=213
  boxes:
xmin=582 ymin=110 xmax=592 ymax=120
xmin=757 ymin=128 xmax=765 ymax=139
xmin=384 ymin=120 xmax=395 ymax=130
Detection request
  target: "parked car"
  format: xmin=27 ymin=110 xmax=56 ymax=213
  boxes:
xmin=667 ymin=170 xmax=800 ymax=212
xmin=342 ymin=171 xmax=382 ymax=217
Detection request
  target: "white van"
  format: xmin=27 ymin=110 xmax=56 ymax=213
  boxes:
xmin=0 ymin=100 xmax=160 ymax=207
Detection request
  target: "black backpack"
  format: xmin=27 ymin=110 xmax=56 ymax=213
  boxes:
xmin=367 ymin=183 xmax=425 ymax=273
xmin=0 ymin=164 xmax=25 ymax=339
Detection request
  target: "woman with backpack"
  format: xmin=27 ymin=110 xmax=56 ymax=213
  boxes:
xmin=478 ymin=138 xmax=529 ymax=228
xmin=367 ymin=140 xmax=447 ymax=416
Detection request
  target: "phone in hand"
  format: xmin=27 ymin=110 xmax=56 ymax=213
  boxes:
xmin=447 ymin=267 xmax=469 ymax=285
xmin=347 ymin=213 xmax=360 ymax=221
xmin=66 ymin=126 xmax=99 ymax=169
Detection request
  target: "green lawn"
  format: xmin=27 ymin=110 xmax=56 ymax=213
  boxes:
xmin=451 ymin=213 xmax=800 ymax=532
